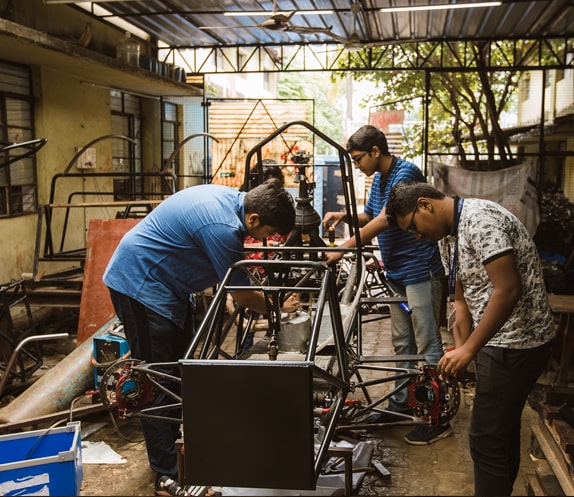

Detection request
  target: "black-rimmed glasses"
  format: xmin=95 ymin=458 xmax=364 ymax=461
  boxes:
xmin=406 ymin=204 xmax=419 ymax=234
xmin=351 ymin=151 xmax=368 ymax=166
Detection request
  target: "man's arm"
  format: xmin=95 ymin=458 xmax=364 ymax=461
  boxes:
xmin=438 ymin=253 xmax=522 ymax=377
xmin=352 ymin=208 xmax=390 ymax=246
xmin=322 ymin=210 xmax=386 ymax=265
xmin=461 ymin=252 xmax=522 ymax=352
xmin=322 ymin=211 xmax=371 ymax=231
xmin=233 ymin=289 xmax=299 ymax=315
xmin=450 ymin=280 xmax=473 ymax=349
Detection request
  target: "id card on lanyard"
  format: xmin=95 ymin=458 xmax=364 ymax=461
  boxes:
xmin=449 ymin=197 xmax=464 ymax=296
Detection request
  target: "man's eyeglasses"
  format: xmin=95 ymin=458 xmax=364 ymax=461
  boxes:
xmin=406 ymin=204 xmax=419 ymax=234
xmin=351 ymin=151 xmax=368 ymax=166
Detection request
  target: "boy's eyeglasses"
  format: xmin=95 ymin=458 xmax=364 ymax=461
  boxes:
xmin=406 ymin=205 xmax=419 ymax=234
xmin=351 ymin=151 xmax=368 ymax=165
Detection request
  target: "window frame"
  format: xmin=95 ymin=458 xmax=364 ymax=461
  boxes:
xmin=0 ymin=61 xmax=38 ymax=218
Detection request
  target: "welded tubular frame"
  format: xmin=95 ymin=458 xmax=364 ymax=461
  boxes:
xmin=180 ymin=257 xmax=354 ymax=488
xmin=183 ymin=259 xmax=342 ymax=361
xmin=243 ymin=120 xmax=364 ymax=261
xmin=96 ymin=120 xmax=461 ymax=491
xmin=99 ymin=247 xmax=457 ymax=489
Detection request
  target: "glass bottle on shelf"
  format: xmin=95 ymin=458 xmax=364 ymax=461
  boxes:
xmin=116 ymin=32 xmax=140 ymax=66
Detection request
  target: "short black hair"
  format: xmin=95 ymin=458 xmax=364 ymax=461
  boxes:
xmin=386 ymin=181 xmax=446 ymax=225
xmin=244 ymin=180 xmax=295 ymax=235
xmin=346 ymin=125 xmax=389 ymax=155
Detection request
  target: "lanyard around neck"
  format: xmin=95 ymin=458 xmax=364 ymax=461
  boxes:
xmin=448 ymin=197 xmax=464 ymax=296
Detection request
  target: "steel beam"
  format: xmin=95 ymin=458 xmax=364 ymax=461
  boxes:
xmin=160 ymin=37 xmax=574 ymax=75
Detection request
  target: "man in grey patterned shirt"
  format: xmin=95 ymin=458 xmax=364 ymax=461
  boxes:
xmin=386 ymin=181 xmax=556 ymax=497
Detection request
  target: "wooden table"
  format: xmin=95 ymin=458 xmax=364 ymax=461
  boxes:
xmin=548 ymin=294 xmax=574 ymax=387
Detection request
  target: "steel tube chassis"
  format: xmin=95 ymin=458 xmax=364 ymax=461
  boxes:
xmin=98 ymin=122 xmax=460 ymax=493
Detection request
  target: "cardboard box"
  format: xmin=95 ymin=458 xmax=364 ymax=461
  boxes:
xmin=0 ymin=421 xmax=82 ymax=496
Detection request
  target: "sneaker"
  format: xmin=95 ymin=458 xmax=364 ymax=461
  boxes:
xmin=155 ymin=475 xmax=222 ymax=497
xmin=403 ymin=423 xmax=453 ymax=445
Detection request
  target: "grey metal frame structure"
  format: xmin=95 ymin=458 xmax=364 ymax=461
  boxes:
xmin=162 ymin=37 xmax=574 ymax=74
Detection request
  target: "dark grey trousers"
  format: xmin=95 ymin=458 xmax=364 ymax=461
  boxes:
xmin=470 ymin=339 xmax=553 ymax=496
xmin=108 ymin=288 xmax=193 ymax=477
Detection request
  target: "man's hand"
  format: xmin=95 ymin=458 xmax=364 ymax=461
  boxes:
xmin=324 ymin=250 xmax=343 ymax=266
xmin=437 ymin=346 xmax=474 ymax=378
xmin=281 ymin=294 xmax=300 ymax=313
xmin=322 ymin=211 xmax=346 ymax=232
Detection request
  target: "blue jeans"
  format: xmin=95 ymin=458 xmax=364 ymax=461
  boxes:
xmin=108 ymin=288 xmax=193 ymax=477
xmin=388 ymin=274 xmax=444 ymax=407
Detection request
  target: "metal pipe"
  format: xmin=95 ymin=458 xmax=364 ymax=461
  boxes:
xmin=0 ymin=333 xmax=68 ymax=398
xmin=0 ymin=317 xmax=118 ymax=424
xmin=162 ymin=132 xmax=219 ymax=172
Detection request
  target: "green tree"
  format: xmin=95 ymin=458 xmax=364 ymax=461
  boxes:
xmin=334 ymin=41 xmax=538 ymax=170
xmin=277 ymin=71 xmax=344 ymax=154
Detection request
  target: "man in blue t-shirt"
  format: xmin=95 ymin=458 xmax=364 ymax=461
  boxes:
xmin=103 ymin=181 xmax=299 ymax=495
xmin=323 ymin=125 xmax=450 ymax=445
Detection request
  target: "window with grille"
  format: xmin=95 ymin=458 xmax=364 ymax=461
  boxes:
xmin=0 ymin=61 xmax=37 ymax=217
xmin=162 ymin=101 xmax=178 ymax=171
xmin=110 ymin=90 xmax=142 ymax=200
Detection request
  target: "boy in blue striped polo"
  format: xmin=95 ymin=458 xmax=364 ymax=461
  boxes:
xmin=322 ymin=124 xmax=451 ymax=444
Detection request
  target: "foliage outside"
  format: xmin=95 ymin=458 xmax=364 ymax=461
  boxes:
xmin=333 ymin=40 xmax=564 ymax=170
xmin=276 ymin=72 xmax=345 ymax=155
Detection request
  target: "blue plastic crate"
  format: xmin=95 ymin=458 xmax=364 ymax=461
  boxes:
xmin=0 ymin=421 xmax=82 ymax=496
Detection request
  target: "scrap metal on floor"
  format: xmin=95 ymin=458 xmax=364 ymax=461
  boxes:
xmin=74 ymin=316 xmax=541 ymax=497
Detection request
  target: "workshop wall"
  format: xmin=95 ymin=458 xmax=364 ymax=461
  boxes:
xmin=13 ymin=0 xmax=130 ymax=61
xmin=0 ymin=0 xmax=172 ymax=284
xmin=0 ymin=66 xmax=115 ymax=284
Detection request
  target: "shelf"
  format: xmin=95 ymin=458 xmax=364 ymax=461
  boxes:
xmin=0 ymin=18 xmax=201 ymax=98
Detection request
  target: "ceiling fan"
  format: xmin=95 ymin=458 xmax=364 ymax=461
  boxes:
xmin=199 ymin=0 xmax=335 ymax=36
xmin=322 ymin=2 xmax=391 ymax=51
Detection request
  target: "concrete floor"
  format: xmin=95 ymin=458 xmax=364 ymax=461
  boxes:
xmin=78 ymin=313 xmax=540 ymax=496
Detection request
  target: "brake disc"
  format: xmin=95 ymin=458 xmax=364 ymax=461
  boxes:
xmin=99 ymin=358 xmax=153 ymax=418
xmin=407 ymin=364 xmax=460 ymax=426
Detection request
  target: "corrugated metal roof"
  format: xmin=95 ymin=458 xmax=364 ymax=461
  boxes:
xmin=81 ymin=0 xmax=574 ymax=51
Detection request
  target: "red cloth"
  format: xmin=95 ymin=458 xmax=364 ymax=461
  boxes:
xmin=244 ymin=233 xmax=287 ymax=277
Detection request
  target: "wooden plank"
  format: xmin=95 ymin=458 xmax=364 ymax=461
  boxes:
xmin=543 ymin=387 xmax=574 ymax=406
xmin=536 ymin=456 xmax=567 ymax=497
xmin=47 ymin=199 xmax=163 ymax=208
xmin=551 ymin=419 xmax=574 ymax=454
xmin=537 ymin=468 xmax=566 ymax=496
xmin=548 ymin=294 xmax=574 ymax=314
xmin=527 ymin=471 xmax=564 ymax=497
xmin=528 ymin=444 xmax=566 ymax=496
xmin=531 ymin=421 xmax=574 ymax=495
xmin=76 ymin=219 xmax=140 ymax=344
xmin=542 ymin=404 xmax=563 ymax=422
xmin=526 ymin=474 xmax=545 ymax=496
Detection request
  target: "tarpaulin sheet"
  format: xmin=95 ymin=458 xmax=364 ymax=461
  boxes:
xmin=430 ymin=161 xmax=540 ymax=236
